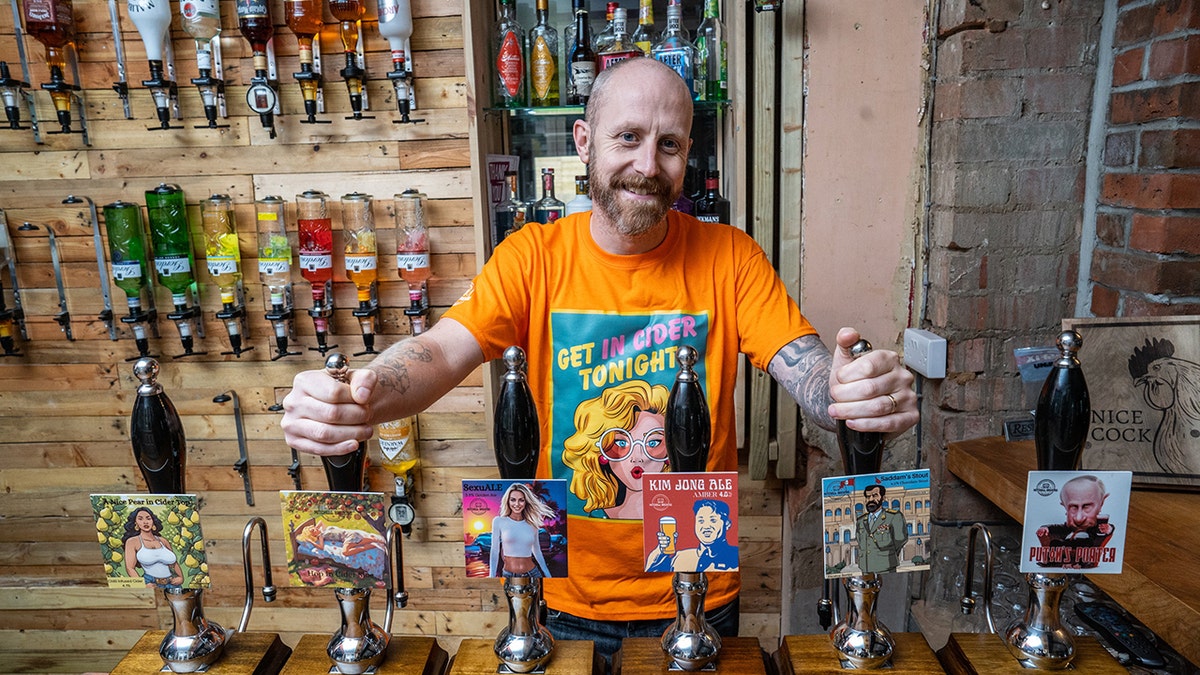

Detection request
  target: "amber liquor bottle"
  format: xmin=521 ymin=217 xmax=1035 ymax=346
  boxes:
xmin=23 ymin=0 xmax=79 ymax=132
xmin=527 ymin=0 xmax=558 ymax=107
xmin=286 ymin=0 xmax=327 ymax=123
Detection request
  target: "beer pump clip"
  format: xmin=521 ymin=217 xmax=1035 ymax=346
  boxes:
xmin=660 ymin=344 xmax=722 ymax=672
xmin=318 ymin=354 xmax=409 ymax=673
xmin=129 ymin=357 xmax=229 ymax=670
xmin=63 ymin=194 xmax=119 ymax=340
xmin=105 ymin=0 xmax=133 ymax=118
xmin=828 ymin=339 xmax=895 ymax=669
xmin=492 ymin=346 xmax=555 ymax=673
xmin=377 ymin=0 xmax=423 ymax=124
xmin=0 ymin=211 xmax=27 ymax=356
xmin=127 ymin=0 xmax=183 ymax=130
xmin=1004 ymin=330 xmax=1089 ymax=669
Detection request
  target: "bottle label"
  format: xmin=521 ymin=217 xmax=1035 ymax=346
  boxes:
xmin=537 ymin=208 xmax=563 ymax=224
xmin=571 ymin=61 xmax=596 ymax=96
xmin=654 ymin=49 xmax=695 ymax=92
xmin=112 ymin=261 xmax=142 ymax=281
xmin=531 ymin=36 xmax=555 ymax=99
xmin=181 ymin=0 xmax=220 ymax=20
xmin=23 ymin=0 xmax=55 ymax=22
xmin=235 ymin=0 xmax=268 ymax=17
xmin=497 ymin=31 xmax=524 ymax=98
xmin=155 ymin=255 xmax=192 ymax=277
xmin=258 ymin=259 xmax=291 ymax=275
xmin=345 ymin=254 xmax=377 ymax=273
xmin=378 ymin=417 xmax=415 ymax=462
xmin=207 ymin=258 xmax=238 ymax=275
xmin=697 ymin=215 xmax=720 ymax=223
xmin=378 ymin=0 xmax=400 ymax=22
xmin=195 ymin=45 xmax=213 ymax=70
xmin=396 ymin=252 xmax=430 ymax=271
xmin=599 ymin=51 xmax=641 ymax=71
xmin=299 ymin=253 xmax=332 ymax=271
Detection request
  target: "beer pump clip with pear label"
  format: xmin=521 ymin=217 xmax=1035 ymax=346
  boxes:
xmin=112 ymin=357 xmax=280 ymax=672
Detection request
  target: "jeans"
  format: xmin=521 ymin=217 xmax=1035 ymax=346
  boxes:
xmin=545 ymin=596 xmax=740 ymax=661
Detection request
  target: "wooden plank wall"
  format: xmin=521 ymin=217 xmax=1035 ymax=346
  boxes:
xmin=0 ymin=0 xmax=786 ymax=672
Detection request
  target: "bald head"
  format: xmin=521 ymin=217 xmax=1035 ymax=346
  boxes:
xmin=585 ymin=58 xmax=694 ymax=131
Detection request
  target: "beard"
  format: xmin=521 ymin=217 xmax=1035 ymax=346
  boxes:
xmin=589 ymin=164 xmax=680 ymax=237
xmin=866 ymin=500 xmax=881 ymax=513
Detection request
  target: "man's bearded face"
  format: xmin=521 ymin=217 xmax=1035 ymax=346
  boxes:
xmin=865 ymin=489 xmax=883 ymax=513
xmin=588 ymin=139 xmax=681 ymax=237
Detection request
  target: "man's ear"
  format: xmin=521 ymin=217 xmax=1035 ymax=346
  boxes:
xmin=573 ymin=119 xmax=591 ymax=163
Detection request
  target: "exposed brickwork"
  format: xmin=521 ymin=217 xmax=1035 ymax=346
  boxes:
xmin=1096 ymin=0 xmax=1200 ymax=317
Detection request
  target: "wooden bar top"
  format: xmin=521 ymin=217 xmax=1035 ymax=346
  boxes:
xmin=111 ymin=630 xmax=291 ymax=675
xmin=613 ymin=637 xmax=767 ymax=675
xmin=775 ymin=633 xmax=943 ymax=674
xmin=278 ymin=634 xmax=448 ymax=675
xmin=448 ymin=638 xmax=604 ymax=675
xmin=937 ymin=633 xmax=1126 ymax=674
xmin=947 ymin=437 xmax=1200 ymax=666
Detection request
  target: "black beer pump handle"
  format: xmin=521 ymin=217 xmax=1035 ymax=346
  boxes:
xmin=836 ymin=339 xmax=885 ymax=477
xmin=493 ymin=346 xmax=540 ymax=480
xmin=322 ymin=353 xmax=368 ymax=491
xmin=1034 ymin=330 xmax=1090 ymax=472
xmin=665 ymin=345 xmax=710 ymax=474
xmin=131 ymin=357 xmax=187 ymax=494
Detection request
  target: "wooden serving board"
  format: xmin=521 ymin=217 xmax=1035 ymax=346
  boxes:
xmin=447 ymin=638 xmax=603 ymax=675
xmin=774 ymin=633 xmax=943 ymax=674
xmin=110 ymin=630 xmax=291 ymax=674
xmin=612 ymin=637 xmax=766 ymax=675
xmin=277 ymin=634 xmax=448 ymax=675
xmin=937 ymin=633 xmax=1125 ymax=674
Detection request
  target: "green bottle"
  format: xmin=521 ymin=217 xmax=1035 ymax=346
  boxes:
xmin=145 ymin=184 xmax=197 ymax=302
xmin=103 ymin=200 xmax=156 ymax=357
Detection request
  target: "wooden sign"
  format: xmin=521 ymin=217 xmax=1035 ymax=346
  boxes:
xmin=1064 ymin=316 xmax=1200 ymax=490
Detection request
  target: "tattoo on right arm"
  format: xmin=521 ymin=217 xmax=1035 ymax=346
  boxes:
xmin=368 ymin=338 xmax=434 ymax=397
xmin=769 ymin=334 xmax=837 ymax=431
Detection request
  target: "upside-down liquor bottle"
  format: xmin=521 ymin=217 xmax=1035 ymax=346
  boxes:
xmin=329 ymin=0 xmax=370 ymax=119
xmin=256 ymin=195 xmax=299 ymax=359
xmin=286 ymin=0 xmax=327 ymax=123
xmin=202 ymin=194 xmax=251 ymax=355
xmin=23 ymin=0 xmax=79 ymax=133
xmin=237 ymin=0 xmax=278 ymax=137
xmin=342 ymin=192 xmax=379 ymax=355
xmin=297 ymin=190 xmax=335 ymax=353
xmin=146 ymin=183 xmax=205 ymax=357
xmin=180 ymin=0 xmax=226 ymax=127
xmin=394 ymin=189 xmax=431 ymax=331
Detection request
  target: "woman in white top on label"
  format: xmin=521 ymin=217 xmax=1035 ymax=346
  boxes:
xmin=489 ymin=483 xmax=554 ymax=578
xmin=122 ymin=507 xmax=184 ymax=587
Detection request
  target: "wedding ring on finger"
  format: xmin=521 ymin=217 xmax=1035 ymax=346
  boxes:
xmin=886 ymin=394 xmax=897 ymax=414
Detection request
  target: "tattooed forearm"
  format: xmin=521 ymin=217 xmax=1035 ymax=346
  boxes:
xmin=769 ymin=334 xmax=837 ymax=431
xmin=367 ymin=337 xmax=435 ymax=397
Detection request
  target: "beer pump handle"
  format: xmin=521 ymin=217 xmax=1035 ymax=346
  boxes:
xmin=836 ymin=339 xmax=885 ymax=476
xmin=322 ymin=353 xmax=368 ymax=491
xmin=1034 ymin=330 xmax=1089 ymax=472
xmin=493 ymin=346 xmax=539 ymax=480
xmin=130 ymin=357 xmax=187 ymax=493
xmin=665 ymin=345 xmax=710 ymax=473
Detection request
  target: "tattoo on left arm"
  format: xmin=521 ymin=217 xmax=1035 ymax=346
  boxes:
xmin=769 ymin=334 xmax=836 ymax=431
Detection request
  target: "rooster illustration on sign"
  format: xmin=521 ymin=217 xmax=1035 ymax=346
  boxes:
xmin=1127 ymin=338 xmax=1200 ymax=475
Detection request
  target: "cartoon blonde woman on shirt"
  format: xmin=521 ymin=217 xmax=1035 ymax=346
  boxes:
xmin=122 ymin=507 xmax=183 ymax=587
xmin=489 ymin=483 xmax=556 ymax=578
xmin=562 ymin=380 xmax=671 ymax=520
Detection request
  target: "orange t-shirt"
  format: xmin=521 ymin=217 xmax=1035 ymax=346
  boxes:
xmin=445 ymin=211 xmax=816 ymax=620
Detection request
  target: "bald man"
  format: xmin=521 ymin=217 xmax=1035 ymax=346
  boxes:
xmin=282 ymin=58 xmax=917 ymax=655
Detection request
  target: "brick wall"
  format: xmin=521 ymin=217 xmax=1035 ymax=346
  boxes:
xmin=1096 ymin=0 xmax=1200 ymax=315
xmin=926 ymin=0 xmax=1103 ymax=517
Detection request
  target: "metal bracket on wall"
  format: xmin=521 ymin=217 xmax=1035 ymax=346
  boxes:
xmin=64 ymin=195 xmax=118 ymax=340
xmin=45 ymin=225 xmax=73 ymax=340
xmin=215 ymin=390 xmax=255 ymax=506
